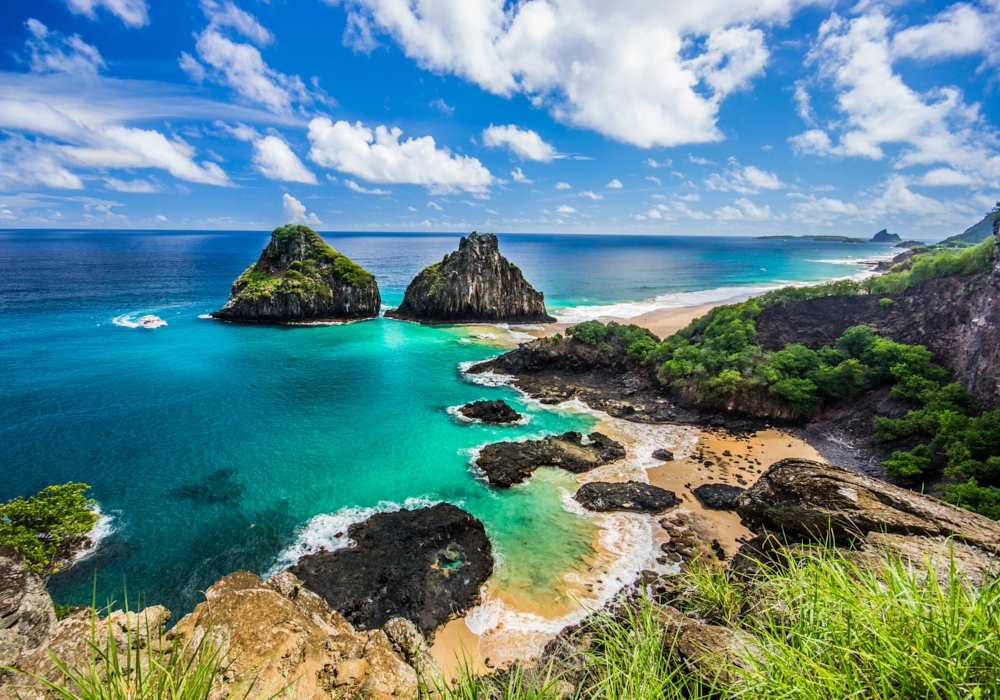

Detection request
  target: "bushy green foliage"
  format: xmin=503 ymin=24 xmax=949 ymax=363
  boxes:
xmin=0 ymin=483 xmax=98 ymax=576
xmin=943 ymin=478 xmax=1000 ymax=519
xmin=567 ymin=321 xmax=660 ymax=361
xmin=864 ymin=236 xmax=995 ymax=294
xmin=879 ymin=297 xmax=893 ymax=308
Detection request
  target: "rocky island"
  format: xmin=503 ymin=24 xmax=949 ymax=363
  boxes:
xmin=476 ymin=431 xmax=625 ymax=487
xmin=212 ymin=224 xmax=380 ymax=322
xmin=386 ymin=232 xmax=555 ymax=324
xmin=457 ymin=399 xmax=522 ymax=423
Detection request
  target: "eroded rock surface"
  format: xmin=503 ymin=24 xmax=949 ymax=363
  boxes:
xmin=574 ymin=481 xmax=679 ymax=513
xmin=737 ymin=459 xmax=1000 ymax=552
xmin=476 ymin=432 xmax=626 ymax=488
xmin=386 ymin=232 xmax=554 ymax=323
xmin=288 ymin=503 xmax=492 ymax=640
xmin=213 ymin=224 xmax=380 ymax=322
xmin=0 ymin=547 xmax=56 ymax=668
xmin=458 ymin=399 xmax=522 ymax=424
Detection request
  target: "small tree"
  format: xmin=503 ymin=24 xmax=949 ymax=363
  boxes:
xmin=0 ymin=483 xmax=98 ymax=577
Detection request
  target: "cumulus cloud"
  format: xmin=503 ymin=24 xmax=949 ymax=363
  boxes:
xmin=555 ymin=182 xmax=571 ymax=190
xmin=331 ymin=0 xmax=794 ymax=148
xmin=0 ymin=135 xmax=84 ymax=191
xmin=427 ymin=200 xmax=443 ymax=210
xmin=430 ymin=98 xmax=455 ymax=114
xmin=24 ymin=19 xmax=106 ymax=76
xmin=308 ymin=118 xmax=492 ymax=193
xmin=511 ymin=167 xmax=533 ymax=184
xmin=555 ymin=204 xmax=576 ymax=214
xmin=183 ymin=1 xmax=314 ymax=114
xmin=282 ymin=193 xmax=322 ymax=224
xmin=645 ymin=159 xmax=671 ymax=168
xmin=579 ymin=190 xmax=603 ymax=200
xmin=892 ymin=2 xmax=1000 ymax=65
xmin=646 ymin=176 xmax=662 ymax=185
xmin=791 ymin=11 xmax=1000 ymax=189
xmin=103 ymin=177 xmax=160 ymax=192
xmin=65 ymin=0 xmax=148 ymax=28
xmin=705 ymin=158 xmax=784 ymax=193
xmin=482 ymin=124 xmax=559 ymax=162
xmin=606 ymin=179 xmax=623 ymax=188
xmin=714 ymin=197 xmax=775 ymax=220
xmin=223 ymin=124 xmax=317 ymax=184
xmin=345 ymin=179 xmax=389 ymax=194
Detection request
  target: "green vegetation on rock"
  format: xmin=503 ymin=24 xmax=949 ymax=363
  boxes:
xmin=566 ymin=320 xmax=659 ymax=361
xmin=0 ymin=483 xmax=98 ymax=576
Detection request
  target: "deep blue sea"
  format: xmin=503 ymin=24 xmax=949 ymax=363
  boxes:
xmin=0 ymin=230 xmax=895 ymax=632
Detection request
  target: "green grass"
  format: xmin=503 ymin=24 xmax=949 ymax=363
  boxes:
xmin=440 ymin=543 xmax=1000 ymax=700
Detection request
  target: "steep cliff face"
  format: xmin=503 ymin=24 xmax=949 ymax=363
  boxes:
xmin=213 ymin=225 xmax=380 ymax=322
xmin=386 ymin=232 xmax=555 ymax=323
xmin=756 ymin=221 xmax=1000 ymax=407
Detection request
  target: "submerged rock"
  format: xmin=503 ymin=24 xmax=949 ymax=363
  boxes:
xmin=458 ymin=399 xmax=522 ymax=424
xmin=288 ymin=503 xmax=492 ymax=641
xmin=213 ymin=225 xmax=380 ymax=322
xmin=737 ymin=459 xmax=1000 ymax=553
xmin=476 ymin=432 xmax=626 ymax=488
xmin=386 ymin=232 xmax=555 ymax=323
xmin=692 ymin=483 xmax=746 ymax=511
xmin=574 ymin=481 xmax=680 ymax=513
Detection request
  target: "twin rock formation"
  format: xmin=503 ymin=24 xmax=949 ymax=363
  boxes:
xmin=214 ymin=227 xmax=553 ymax=324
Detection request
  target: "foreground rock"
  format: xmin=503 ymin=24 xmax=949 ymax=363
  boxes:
xmin=574 ymin=481 xmax=680 ymax=513
xmin=288 ymin=503 xmax=492 ymax=640
xmin=476 ymin=432 xmax=626 ymax=488
xmin=0 ymin=547 xmax=56 ymax=668
xmin=386 ymin=232 xmax=555 ymax=323
xmin=458 ymin=399 xmax=522 ymax=424
xmin=692 ymin=484 xmax=746 ymax=511
xmin=736 ymin=459 xmax=1000 ymax=553
xmin=652 ymin=448 xmax=675 ymax=461
xmin=170 ymin=571 xmax=422 ymax=700
xmin=213 ymin=224 xmax=380 ymax=322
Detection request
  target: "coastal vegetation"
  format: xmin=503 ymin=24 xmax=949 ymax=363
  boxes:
xmin=0 ymin=482 xmax=98 ymax=576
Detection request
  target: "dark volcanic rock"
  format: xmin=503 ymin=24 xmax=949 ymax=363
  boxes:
xmin=652 ymin=449 xmax=675 ymax=461
xmin=736 ymin=459 xmax=1000 ymax=553
xmin=386 ymin=232 xmax=555 ymax=323
xmin=213 ymin=225 xmax=380 ymax=322
xmin=574 ymin=481 xmax=680 ymax=513
xmin=458 ymin=399 xmax=522 ymax=424
xmin=288 ymin=503 xmax=492 ymax=640
xmin=692 ymin=484 xmax=745 ymax=511
xmin=476 ymin=432 xmax=626 ymax=488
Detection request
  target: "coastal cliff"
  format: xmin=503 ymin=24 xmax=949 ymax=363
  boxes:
xmin=213 ymin=225 xmax=380 ymax=322
xmin=386 ymin=232 xmax=555 ymax=323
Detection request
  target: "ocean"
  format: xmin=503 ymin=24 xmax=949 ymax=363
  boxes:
xmin=0 ymin=230 xmax=895 ymax=645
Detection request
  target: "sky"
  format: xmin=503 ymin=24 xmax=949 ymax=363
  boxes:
xmin=0 ymin=0 xmax=998 ymax=237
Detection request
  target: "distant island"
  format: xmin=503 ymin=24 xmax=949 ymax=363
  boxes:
xmin=755 ymin=235 xmax=867 ymax=243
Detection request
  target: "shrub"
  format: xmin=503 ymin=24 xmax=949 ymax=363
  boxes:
xmin=879 ymin=297 xmax=893 ymax=308
xmin=943 ymin=478 xmax=1000 ymax=519
xmin=884 ymin=444 xmax=935 ymax=482
xmin=0 ymin=483 xmax=98 ymax=576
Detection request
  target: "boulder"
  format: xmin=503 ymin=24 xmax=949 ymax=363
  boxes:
xmin=458 ymin=399 xmax=522 ymax=424
xmin=0 ymin=547 xmax=56 ymax=668
xmin=658 ymin=606 xmax=758 ymax=686
xmin=692 ymin=484 xmax=746 ymax=511
xmin=574 ymin=481 xmax=680 ymax=514
xmin=652 ymin=449 xmax=675 ymax=461
xmin=213 ymin=225 xmax=380 ymax=322
xmin=476 ymin=432 xmax=626 ymax=488
xmin=288 ymin=503 xmax=493 ymax=641
xmin=736 ymin=459 xmax=1000 ymax=552
xmin=863 ymin=532 xmax=999 ymax=590
xmin=386 ymin=232 xmax=555 ymax=323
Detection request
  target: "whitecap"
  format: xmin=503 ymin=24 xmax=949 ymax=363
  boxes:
xmin=74 ymin=508 xmax=115 ymax=561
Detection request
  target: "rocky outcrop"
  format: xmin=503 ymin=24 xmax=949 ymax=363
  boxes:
xmin=386 ymin=232 xmax=555 ymax=324
xmin=652 ymin=449 xmax=675 ymax=461
xmin=476 ymin=432 xmax=626 ymax=488
xmin=213 ymin=225 xmax=380 ymax=322
xmin=692 ymin=484 xmax=745 ymax=511
xmin=458 ymin=399 xmax=522 ymax=424
xmin=288 ymin=503 xmax=492 ymax=641
xmin=870 ymin=229 xmax=901 ymax=243
xmin=574 ymin=481 xmax=679 ymax=513
xmin=0 ymin=547 xmax=56 ymax=669
xmin=736 ymin=459 xmax=1000 ymax=552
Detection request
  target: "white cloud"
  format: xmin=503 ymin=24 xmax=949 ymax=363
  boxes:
xmin=892 ymin=3 xmax=1000 ymax=65
xmin=714 ymin=197 xmax=774 ymax=220
xmin=921 ymin=168 xmax=976 ymax=187
xmin=579 ymin=190 xmax=603 ymax=200
xmin=427 ymin=200 xmax=443 ymax=210
xmin=645 ymin=158 xmax=671 ymax=168
xmin=792 ymin=11 xmax=1000 ymax=188
xmin=430 ymin=98 xmax=455 ymax=114
xmin=511 ymin=167 xmax=533 ymax=184
xmin=646 ymin=176 xmax=662 ymax=185
xmin=606 ymin=179 xmax=623 ymax=189
xmin=103 ymin=177 xmax=160 ymax=192
xmin=201 ymin=0 xmax=274 ymax=47
xmin=345 ymin=179 xmax=390 ymax=194
xmin=307 ymin=118 xmax=493 ymax=193
xmin=555 ymin=182 xmax=571 ymax=190
xmin=705 ymin=158 xmax=784 ymax=193
xmin=24 ymin=20 xmax=106 ymax=76
xmin=482 ymin=124 xmax=558 ymax=162
xmin=556 ymin=204 xmax=576 ymax=214
xmin=156 ymin=214 xmax=167 ymax=221
xmin=282 ymin=193 xmax=322 ymax=224
xmin=334 ymin=0 xmax=795 ymax=148
xmin=689 ymin=154 xmax=716 ymax=165
xmin=65 ymin=0 xmax=148 ymax=28
xmin=0 ymin=135 xmax=84 ymax=190
xmin=252 ymin=135 xmax=317 ymax=184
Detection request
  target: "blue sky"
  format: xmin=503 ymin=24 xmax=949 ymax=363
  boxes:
xmin=1 ymin=0 xmax=998 ymax=237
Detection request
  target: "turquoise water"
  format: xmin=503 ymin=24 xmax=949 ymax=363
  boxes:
xmin=0 ymin=230 xmax=895 ymax=616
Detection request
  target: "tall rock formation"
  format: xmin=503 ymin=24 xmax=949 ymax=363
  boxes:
xmin=213 ymin=225 xmax=380 ymax=322
xmin=386 ymin=232 xmax=555 ymax=323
